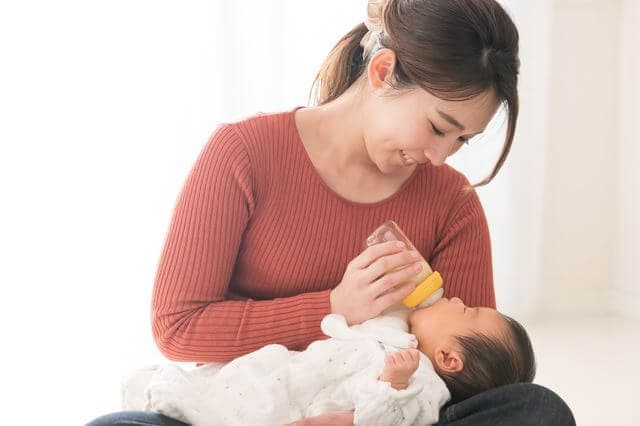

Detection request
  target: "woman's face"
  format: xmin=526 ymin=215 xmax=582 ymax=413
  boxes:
xmin=360 ymin=69 xmax=501 ymax=174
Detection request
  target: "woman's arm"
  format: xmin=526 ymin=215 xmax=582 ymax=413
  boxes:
xmin=430 ymin=186 xmax=496 ymax=308
xmin=151 ymin=124 xmax=330 ymax=363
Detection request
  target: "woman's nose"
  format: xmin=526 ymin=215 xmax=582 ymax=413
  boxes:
xmin=423 ymin=146 xmax=449 ymax=166
xmin=424 ymin=149 xmax=447 ymax=166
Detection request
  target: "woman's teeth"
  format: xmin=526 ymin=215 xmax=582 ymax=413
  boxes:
xmin=401 ymin=150 xmax=415 ymax=165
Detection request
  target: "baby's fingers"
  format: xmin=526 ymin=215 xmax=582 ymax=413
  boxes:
xmin=405 ymin=348 xmax=420 ymax=362
xmin=396 ymin=352 xmax=411 ymax=362
xmin=395 ymin=350 xmax=420 ymax=370
xmin=384 ymin=353 xmax=398 ymax=366
xmin=387 ymin=352 xmax=407 ymax=366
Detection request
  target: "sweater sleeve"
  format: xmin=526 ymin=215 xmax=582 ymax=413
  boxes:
xmin=151 ymin=124 xmax=331 ymax=363
xmin=429 ymin=186 xmax=496 ymax=308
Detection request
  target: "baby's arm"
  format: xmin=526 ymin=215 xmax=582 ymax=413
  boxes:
xmin=347 ymin=349 xmax=449 ymax=425
xmin=378 ymin=349 xmax=420 ymax=390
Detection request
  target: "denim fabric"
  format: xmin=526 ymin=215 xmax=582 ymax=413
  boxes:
xmin=85 ymin=411 xmax=189 ymax=426
xmin=436 ymin=383 xmax=576 ymax=426
xmin=86 ymin=383 xmax=575 ymax=426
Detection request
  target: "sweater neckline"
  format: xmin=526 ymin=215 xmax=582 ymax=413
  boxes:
xmin=289 ymin=106 xmax=422 ymax=208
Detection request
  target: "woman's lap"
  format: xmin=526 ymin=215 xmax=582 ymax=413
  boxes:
xmin=436 ymin=383 xmax=575 ymax=426
xmin=85 ymin=410 xmax=189 ymax=426
xmin=86 ymin=383 xmax=574 ymax=426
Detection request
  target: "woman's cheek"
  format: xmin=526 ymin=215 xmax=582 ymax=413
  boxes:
xmin=409 ymin=127 xmax=429 ymax=149
xmin=449 ymin=143 xmax=463 ymax=156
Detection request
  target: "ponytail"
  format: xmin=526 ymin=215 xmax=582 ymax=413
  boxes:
xmin=309 ymin=23 xmax=369 ymax=106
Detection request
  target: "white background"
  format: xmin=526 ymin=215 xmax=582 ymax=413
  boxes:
xmin=0 ymin=1 xmax=638 ymax=424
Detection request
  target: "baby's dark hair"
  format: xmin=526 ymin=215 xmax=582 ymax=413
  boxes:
xmin=440 ymin=315 xmax=536 ymax=404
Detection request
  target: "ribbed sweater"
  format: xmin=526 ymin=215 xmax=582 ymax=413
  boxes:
xmin=151 ymin=107 xmax=495 ymax=363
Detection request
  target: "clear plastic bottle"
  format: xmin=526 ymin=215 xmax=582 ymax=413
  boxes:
xmin=364 ymin=220 xmax=444 ymax=309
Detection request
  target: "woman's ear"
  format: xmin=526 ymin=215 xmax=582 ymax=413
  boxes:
xmin=367 ymin=48 xmax=397 ymax=90
xmin=433 ymin=344 xmax=464 ymax=374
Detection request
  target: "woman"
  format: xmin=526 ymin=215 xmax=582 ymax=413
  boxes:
xmin=88 ymin=0 xmax=575 ymax=425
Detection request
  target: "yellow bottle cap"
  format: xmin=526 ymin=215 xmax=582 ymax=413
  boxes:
xmin=402 ymin=271 xmax=443 ymax=308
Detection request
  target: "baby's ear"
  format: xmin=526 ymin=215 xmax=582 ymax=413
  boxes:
xmin=433 ymin=342 xmax=464 ymax=374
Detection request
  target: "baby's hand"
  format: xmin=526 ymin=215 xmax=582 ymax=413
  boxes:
xmin=378 ymin=348 xmax=420 ymax=390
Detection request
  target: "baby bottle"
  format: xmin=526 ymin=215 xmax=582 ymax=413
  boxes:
xmin=364 ymin=220 xmax=444 ymax=309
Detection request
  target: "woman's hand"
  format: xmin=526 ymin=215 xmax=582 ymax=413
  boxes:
xmin=285 ymin=411 xmax=354 ymax=426
xmin=330 ymin=240 xmax=423 ymax=325
xmin=379 ymin=348 xmax=421 ymax=390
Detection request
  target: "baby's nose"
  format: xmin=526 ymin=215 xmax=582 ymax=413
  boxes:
xmin=450 ymin=297 xmax=464 ymax=305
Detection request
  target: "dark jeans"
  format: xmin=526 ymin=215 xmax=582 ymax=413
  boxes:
xmin=435 ymin=383 xmax=575 ymax=425
xmin=86 ymin=383 xmax=575 ymax=426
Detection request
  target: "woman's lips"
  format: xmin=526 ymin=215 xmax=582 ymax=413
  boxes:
xmin=400 ymin=150 xmax=416 ymax=166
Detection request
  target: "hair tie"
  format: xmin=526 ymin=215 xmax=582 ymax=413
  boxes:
xmin=360 ymin=0 xmax=387 ymax=59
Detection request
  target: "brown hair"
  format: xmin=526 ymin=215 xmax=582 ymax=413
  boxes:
xmin=310 ymin=0 xmax=520 ymax=186
xmin=440 ymin=315 xmax=536 ymax=404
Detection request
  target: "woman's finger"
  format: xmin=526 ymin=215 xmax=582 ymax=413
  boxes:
xmin=367 ymin=262 xmax=422 ymax=298
xmin=372 ymin=282 xmax=415 ymax=313
xmin=349 ymin=240 xmax=406 ymax=270
xmin=361 ymin=249 xmax=421 ymax=282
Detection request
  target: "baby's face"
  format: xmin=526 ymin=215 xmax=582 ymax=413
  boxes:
xmin=408 ymin=297 xmax=506 ymax=355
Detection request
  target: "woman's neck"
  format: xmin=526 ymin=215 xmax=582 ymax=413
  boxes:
xmin=301 ymin=80 xmax=379 ymax=173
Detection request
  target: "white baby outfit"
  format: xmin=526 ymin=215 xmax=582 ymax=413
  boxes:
xmin=123 ymin=306 xmax=450 ymax=426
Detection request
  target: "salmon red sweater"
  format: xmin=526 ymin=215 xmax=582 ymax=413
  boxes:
xmin=151 ymin=107 xmax=495 ymax=363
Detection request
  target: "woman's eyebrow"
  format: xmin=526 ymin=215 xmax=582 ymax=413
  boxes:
xmin=436 ymin=109 xmax=465 ymax=130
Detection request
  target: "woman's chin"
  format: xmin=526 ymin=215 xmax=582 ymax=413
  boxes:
xmin=372 ymin=153 xmax=414 ymax=175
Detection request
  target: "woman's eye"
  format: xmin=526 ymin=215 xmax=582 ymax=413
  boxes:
xmin=431 ymin=122 xmax=469 ymax=145
xmin=431 ymin=123 xmax=445 ymax=137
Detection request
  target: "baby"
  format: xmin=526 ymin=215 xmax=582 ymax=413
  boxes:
xmin=127 ymin=297 xmax=535 ymax=426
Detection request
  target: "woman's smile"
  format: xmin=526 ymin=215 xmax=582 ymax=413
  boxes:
xmin=400 ymin=149 xmax=417 ymax=166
